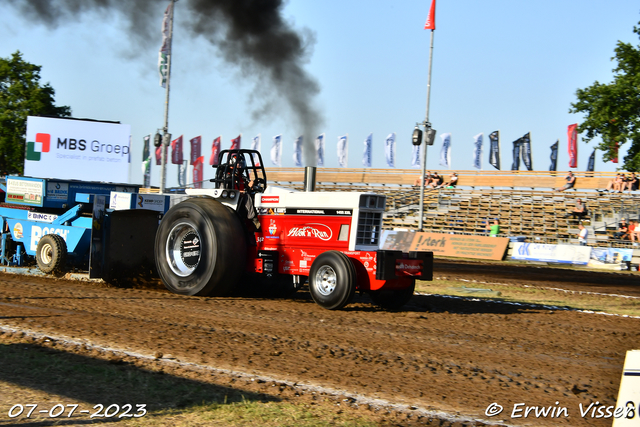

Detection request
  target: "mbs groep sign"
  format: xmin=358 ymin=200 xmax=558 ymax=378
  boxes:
xmin=25 ymin=116 xmax=131 ymax=183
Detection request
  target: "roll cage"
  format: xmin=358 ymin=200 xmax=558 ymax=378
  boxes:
xmin=211 ymin=149 xmax=268 ymax=194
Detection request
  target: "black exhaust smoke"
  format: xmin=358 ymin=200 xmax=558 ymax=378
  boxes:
xmin=8 ymin=0 xmax=324 ymax=165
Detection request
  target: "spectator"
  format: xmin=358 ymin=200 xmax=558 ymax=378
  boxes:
xmin=428 ymin=172 xmax=443 ymax=189
xmin=624 ymin=173 xmax=638 ymax=192
xmin=603 ymin=173 xmax=624 ymax=192
xmin=613 ymin=218 xmax=629 ymax=240
xmin=414 ymin=171 xmax=432 ymax=187
xmin=555 ymin=171 xmax=575 ymax=192
xmin=486 ymin=219 xmax=500 ymax=237
xmin=578 ymin=223 xmax=589 ymax=246
xmin=566 ymin=198 xmax=588 ymax=220
xmin=629 ymin=220 xmax=638 ymax=243
xmin=438 ymin=172 xmax=458 ymax=189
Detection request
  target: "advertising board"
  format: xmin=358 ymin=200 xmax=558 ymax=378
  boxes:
xmin=511 ymin=242 xmax=592 ymax=265
xmin=588 ymin=248 xmax=634 ymax=270
xmin=24 ymin=116 xmax=131 ymax=183
xmin=6 ymin=177 xmax=44 ymax=207
xmin=381 ymin=230 xmax=508 ymax=261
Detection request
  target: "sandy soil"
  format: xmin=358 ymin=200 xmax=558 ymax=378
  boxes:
xmin=1 ymin=261 xmax=639 ymax=426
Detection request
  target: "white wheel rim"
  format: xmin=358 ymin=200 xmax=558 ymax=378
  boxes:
xmin=314 ymin=265 xmax=337 ymax=296
xmin=40 ymin=243 xmax=53 ymax=265
xmin=166 ymin=222 xmax=202 ymax=277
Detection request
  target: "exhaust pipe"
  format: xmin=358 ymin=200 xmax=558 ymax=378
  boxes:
xmin=304 ymin=166 xmax=316 ymax=192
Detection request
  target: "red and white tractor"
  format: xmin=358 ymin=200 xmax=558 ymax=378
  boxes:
xmin=154 ymin=149 xmax=432 ymax=310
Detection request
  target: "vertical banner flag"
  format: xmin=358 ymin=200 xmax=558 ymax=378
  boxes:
xmin=568 ymin=123 xmax=578 ymax=168
xmin=424 ymin=0 xmax=436 ymax=30
xmin=473 ymin=133 xmax=483 ymax=170
xmin=315 ymin=134 xmax=325 ymax=167
xmin=549 ymin=140 xmax=559 ymax=171
xmin=159 ymin=3 xmax=173 ymax=88
xmin=251 ymin=134 xmax=261 ymax=166
xmin=520 ymin=132 xmax=533 ymax=171
xmin=612 ymin=142 xmax=619 ymax=164
xmin=488 ymin=130 xmax=500 ymax=170
xmin=192 ymin=156 xmax=204 ymax=188
xmin=230 ymin=135 xmax=241 ymax=150
xmin=271 ymin=134 xmax=282 ymax=167
xmin=511 ymin=138 xmax=522 ymax=170
xmin=587 ymin=149 xmax=596 ymax=172
xmin=155 ymin=145 xmax=162 ymax=165
xmin=209 ymin=136 xmax=221 ymax=166
xmin=439 ymin=133 xmax=451 ymax=167
xmin=178 ymin=160 xmax=187 ymax=187
xmin=171 ymin=135 xmax=183 ymax=164
xmin=362 ymin=133 xmax=373 ymax=167
xmin=293 ymin=136 xmax=303 ymax=167
xmin=189 ymin=136 xmax=201 ymax=164
xmin=337 ymin=135 xmax=348 ymax=167
xmin=411 ymin=145 xmax=421 ymax=168
xmin=142 ymin=135 xmax=151 ymax=187
xmin=385 ymin=133 xmax=396 ymax=168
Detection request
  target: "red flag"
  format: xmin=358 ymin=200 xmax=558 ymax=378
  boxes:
xmin=567 ymin=124 xmax=578 ymax=168
xmin=192 ymin=156 xmax=204 ymax=188
xmin=210 ymin=136 xmax=221 ymax=166
xmin=424 ymin=0 xmax=436 ymax=30
xmin=230 ymin=135 xmax=241 ymax=150
xmin=171 ymin=135 xmax=183 ymax=164
xmin=155 ymin=145 xmax=162 ymax=165
xmin=190 ymin=136 xmax=201 ymax=164
xmin=612 ymin=142 xmax=619 ymax=164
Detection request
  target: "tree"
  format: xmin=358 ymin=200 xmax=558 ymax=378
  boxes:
xmin=570 ymin=22 xmax=640 ymax=172
xmin=0 ymin=51 xmax=71 ymax=175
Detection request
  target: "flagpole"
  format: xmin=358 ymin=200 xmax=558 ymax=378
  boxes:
xmin=418 ymin=28 xmax=435 ymax=232
xmin=160 ymin=0 xmax=176 ymax=194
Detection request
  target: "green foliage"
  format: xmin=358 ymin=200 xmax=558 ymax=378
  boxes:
xmin=0 ymin=51 xmax=71 ymax=175
xmin=570 ymin=22 xmax=640 ymax=172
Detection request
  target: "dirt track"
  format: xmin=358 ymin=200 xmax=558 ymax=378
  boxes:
xmin=1 ymin=262 xmax=640 ymax=426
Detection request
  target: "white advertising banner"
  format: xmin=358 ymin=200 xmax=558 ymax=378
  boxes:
xmin=25 ymin=116 xmax=131 ymax=183
xmin=511 ymin=242 xmax=592 ymax=265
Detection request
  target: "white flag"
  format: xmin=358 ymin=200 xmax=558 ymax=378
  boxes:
xmin=178 ymin=160 xmax=187 ymax=187
xmin=411 ymin=145 xmax=421 ymax=168
xmin=362 ymin=133 xmax=373 ymax=167
xmin=337 ymin=135 xmax=348 ymax=168
xmin=315 ymin=134 xmax=325 ymax=167
xmin=158 ymin=3 xmax=173 ymax=88
xmin=271 ymin=134 xmax=282 ymax=167
xmin=251 ymin=134 xmax=261 ymax=166
xmin=473 ymin=133 xmax=483 ymax=170
xmin=293 ymin=136 xmax=303 ymax=167
xmin=385 ymin=133 xmax=396 ymax=168
xmin=439 ymin=133 xmax=451 ymax=168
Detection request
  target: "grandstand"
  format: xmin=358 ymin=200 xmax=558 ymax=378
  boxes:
xmin=266 ymin=168 xmax=640 ymax=248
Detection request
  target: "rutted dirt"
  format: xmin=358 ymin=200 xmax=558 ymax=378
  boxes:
xmin=1 ymin=262 xmax=640 ymax=426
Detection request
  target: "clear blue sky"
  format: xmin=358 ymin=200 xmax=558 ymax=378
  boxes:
xmin=1 ymin=0 xmax=639 ymax=187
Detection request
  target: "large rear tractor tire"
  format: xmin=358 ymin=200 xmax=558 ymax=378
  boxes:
xmin=369 ymin=280 xmax=415 ymax=310
xmin=309 ymin=251 xmax=356 ymax=310
xmin=155 ymin=197 xmax=247 ymax=296
xmin=36 ymin=234 xmax=68 ymax=275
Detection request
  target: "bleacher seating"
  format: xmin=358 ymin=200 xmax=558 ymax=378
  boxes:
xmin=266 ymin=168 xmax=640 ymax=248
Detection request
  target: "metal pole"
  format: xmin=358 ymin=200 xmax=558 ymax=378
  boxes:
xmin=418 ymin=29 xmax=435 ymax=231
xmin=160 ymin=0 xmax=176 ymax=194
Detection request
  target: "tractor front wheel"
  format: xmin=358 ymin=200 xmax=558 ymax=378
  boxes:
xmin=308 ymin=251 xmax=356 ymax=310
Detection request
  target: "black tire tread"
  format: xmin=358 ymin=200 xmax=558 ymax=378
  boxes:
xmin=36 ymin=234 xmax=68 ymax=275
xmin=155 ymin=197 xmax=246 ymax=296
xmin=309 ymin=251 xmax=356 ymax=310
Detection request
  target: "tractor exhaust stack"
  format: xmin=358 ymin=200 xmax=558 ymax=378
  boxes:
xmin=304 ymin=166 xmax=317 ymax=192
